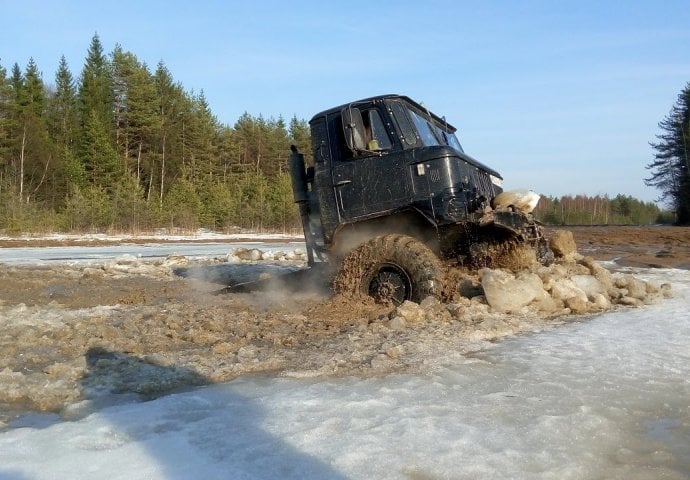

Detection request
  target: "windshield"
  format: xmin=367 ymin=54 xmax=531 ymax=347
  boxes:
xmin=443 ymin=131 xmax=464 ymax=153
xmin=406 ymin=108 xmax=464 ymax=153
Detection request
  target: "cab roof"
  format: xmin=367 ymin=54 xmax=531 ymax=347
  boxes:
xmin=309 ymin=94 xmax=457 ymax=132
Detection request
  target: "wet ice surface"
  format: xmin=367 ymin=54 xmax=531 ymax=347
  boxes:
xmin=0 ymin=241 xmax=304 ymax=265
xmin=0 ymin=239 xmax=310 ymax=289
xmin=1 ymin=267 xmax=689 ymax=479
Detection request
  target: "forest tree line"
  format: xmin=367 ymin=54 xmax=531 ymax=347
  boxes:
xmin=0 ymin=35 xmax=674 ymax=234
xmin=532 ymin=194 xmax=668 ymax=226
xmin=0 ymin=34 xmax=310 ymax=234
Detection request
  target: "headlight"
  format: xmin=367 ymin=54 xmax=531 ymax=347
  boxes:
xmin=489 ymin=174 xmax=503 ymax=188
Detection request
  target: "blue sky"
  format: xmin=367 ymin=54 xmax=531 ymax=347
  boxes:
xmin=2 ymin=0 xmax=689 ymax=202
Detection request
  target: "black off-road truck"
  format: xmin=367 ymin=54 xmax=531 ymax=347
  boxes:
xmin=289 ymin=94 xmax=549 ymax=304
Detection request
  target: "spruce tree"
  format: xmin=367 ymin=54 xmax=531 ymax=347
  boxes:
xmin=79 ymin=33 xmax=113 ymax=128
xmin=10 ymin=63 xmax=22 ymax=95
xmin=50 ymin=55 xmax=78 ymax=147
xmin=647 ymin=82 xmax=690 ymax=224
xmin=23 ymin=58 xmax=45 ymax=117
xmin=49 ymin=56 xmax=84 ymax=198
xmin=78 ymin=34 xmax=115 ymax=188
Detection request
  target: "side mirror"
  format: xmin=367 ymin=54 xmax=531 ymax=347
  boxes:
xmin=341 ymin=106 xmax=366 ymax=152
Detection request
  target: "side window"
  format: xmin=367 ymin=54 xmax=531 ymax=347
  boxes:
xmin=363 ymin=109 xmax=392 ymax=151
xmin=340 ymin=106 xmax=393 ymax=158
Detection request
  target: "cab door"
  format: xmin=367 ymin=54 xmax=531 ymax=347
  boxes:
xmin=332 ymin=107 xmax=408 ymax=220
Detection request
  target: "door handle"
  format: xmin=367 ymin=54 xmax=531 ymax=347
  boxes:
xmin=335 ymin=180 xmax=352 ymax=186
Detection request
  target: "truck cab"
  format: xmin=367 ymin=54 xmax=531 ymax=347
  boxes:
xmin=302 ymin=95 xmax=512 ymax=258
xmin=288 ymin=94 xmax=549 ymax=302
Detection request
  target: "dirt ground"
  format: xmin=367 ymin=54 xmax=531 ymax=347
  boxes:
xmin=0 ymin=226 xmax=687 ymax=424
xmin=559 ymin=225 xmax=690 ymax=269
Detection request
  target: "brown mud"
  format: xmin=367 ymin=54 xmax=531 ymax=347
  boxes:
xmin=0 ymin=226 xmax=687 ymax=424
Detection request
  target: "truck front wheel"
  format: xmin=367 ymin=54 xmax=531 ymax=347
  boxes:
xmin=332 ymin=234 xmax=444 ymax=305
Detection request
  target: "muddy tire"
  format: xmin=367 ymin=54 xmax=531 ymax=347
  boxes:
xmin=332 ymin=234 xmax=444 ymax=304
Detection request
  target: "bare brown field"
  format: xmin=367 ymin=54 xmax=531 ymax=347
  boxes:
xmin=555 ymin=225 xmax=690 ymax=269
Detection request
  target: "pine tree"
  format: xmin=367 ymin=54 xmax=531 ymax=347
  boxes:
xmin=111 ymin=46 xmax=158 ymax=175
xmin=265 ymin=116 xmax=289 ymax=175
xmin=233 ymin=112 xmax=258 ymax=171
xmin=152 ymin=61 xmax=184 ymax=203
xmin=647 ymin=82 xmax=690 ymax=224
xmin=289 ymin=115 xmax=312 ymax=164
xmin=21 ymin=58 xmax=52 ymax=203
xmin=162 ymin=175 xmax=202 ymax=229
xmin=184 ymin=90 xmax=218 ymax=181
xmin=268 ymin=171 xmax=298 ymax=232
xmin=3 ymin=59 xmax=53 ymax=204
xmin=81 ymin=109 xmax=121 ymax=188
xmin=216 ymin=125 xmax=239 ymax=180
xmin=0 ymin=60 xmax=15 ymax=177
xmin=111 ymin=171 xmax=150 ymax=231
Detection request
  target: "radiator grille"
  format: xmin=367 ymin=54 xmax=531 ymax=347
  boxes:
xmin=471 ymin=168 xmax=497 ymax=198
